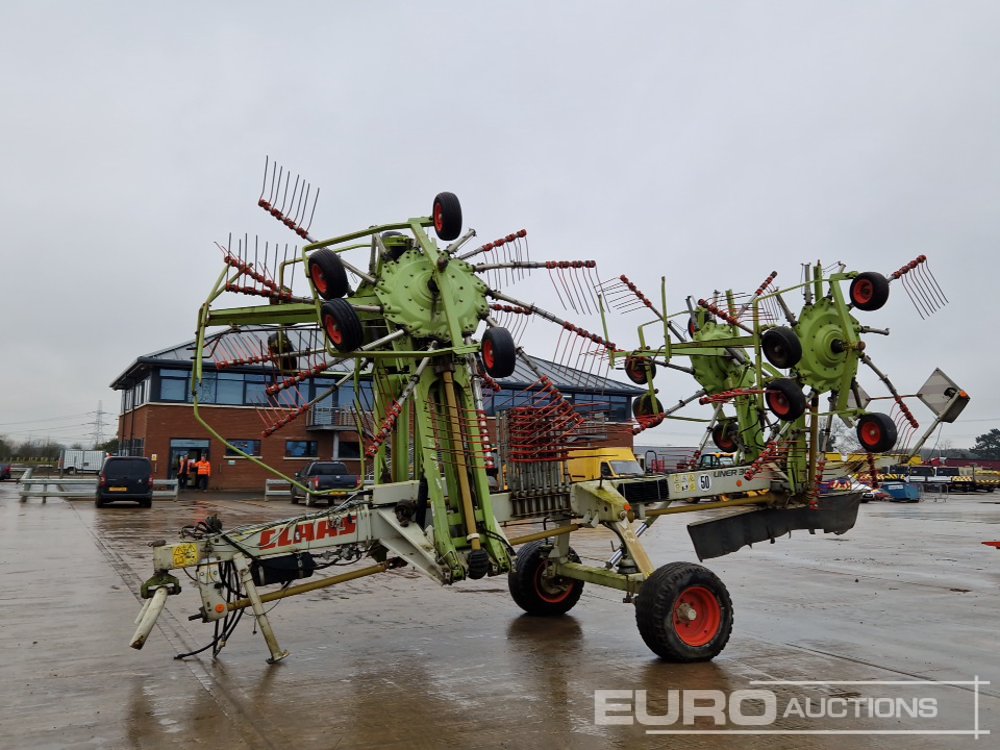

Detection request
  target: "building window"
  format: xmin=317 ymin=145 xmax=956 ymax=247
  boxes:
xmin=225 ymin=439 xmax=262 ymax=457
xmin=335 ymin=438 xmax=361 ymax=460
xmin=159 ymin=369 xmax=190 ymax=402
xmin=285 ymin=440 xmax=319 ymax=458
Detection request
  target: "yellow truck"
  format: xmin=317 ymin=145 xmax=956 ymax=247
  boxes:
xmin=565 ymin=447 xmax=645 ymax=482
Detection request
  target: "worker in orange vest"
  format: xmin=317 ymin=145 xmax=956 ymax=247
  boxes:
xmin=195 ymin=455 xmax=212 ymax=492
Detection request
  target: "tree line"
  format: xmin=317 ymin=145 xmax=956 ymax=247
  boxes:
xmin=0 ymin=436 xmax=119 ymax=461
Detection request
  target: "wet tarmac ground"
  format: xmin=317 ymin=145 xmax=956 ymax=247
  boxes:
xmin=1 ymin=482 xmax=997 ymax=749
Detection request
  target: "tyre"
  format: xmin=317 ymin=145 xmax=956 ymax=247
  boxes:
xmin=849 ymin=272 xmax=890 ymax=311
xmin=307 ymin=248 xmax=350 ymax=300
xmin=761 ymin=326 xmax=802 ymax=369
xmin=711 ymin=421 xmax=739 ymax=452
xmin=508 ymin=541 xmax=584 ymax=616
xmin=632 ymin=393 xmax=664 ymax=419
xmin=290 ymin=486 xmax=299 ymax=504
xmin=321 ymin=299 xmax=363 ymax=352
xmin=482 ymin=327 xmax=517 ymax=378
xmin=625 ymin=355 xmax=655 ymax=385
xmin=856 ymin=412 xmax=897 ymax=453
xmin=432 ymin=192 xmax=462 ymax=241
xmin=140 ymin=497 xmax=152 ymax=509
xmin=95 ymin=495 xmax=106 ymax=508
xmin=635 ymin=562 xmax=733 ymax=662
xmin=765 ymin=378 xmax=806 ymax=421
xmin=267 ymin=330 xmax=298 ymax=373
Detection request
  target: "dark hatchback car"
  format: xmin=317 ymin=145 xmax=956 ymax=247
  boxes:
xmin=0 ymin=464 xmax=11 ymax=481
xmin=96 ymin=456 xmax=153 ymax=507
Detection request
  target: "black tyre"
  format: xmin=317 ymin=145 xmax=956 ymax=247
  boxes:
xmin=482 ymin=327 xmax=517 ymax=378
xmin=856 ymin=412 xmax=897 ymax=453
xmin=711 ymin=421 xmax=739 ymax=452
xmin=381 ymin=231 xmax=409 ymax=262
xmin=95 ymin=495 xmax=106 ymax=508
xmin=140 ymin=497 xmax=152 ymax=509
xmin=508 ymin=541 xmax=584 ymax=616
xmin=635 ymin=562 xmax=733 ymax=662
xmin=849 ymin=272 xmax=890 ymax=311
xmin=761 ymin=326 xmax=802 ymax=369
xmin=765 ymin=378 xmax=806 ymax=421
xmin=307 ymin=248 xmax=350 ymax=300
xmin=290 ymin=486 xmax=299 ymax=504
xmin=632 ymin=393 xmax=664 ymax=419
xmin=432 ymin=192 xmax=462 ymax=241
xmin=625 ymin=355 xmax=655 ymax=385
xmin=267 ymin=330 xmax=298 ymax=373
xmin=321 ymin=299 xmax=363 ymax=352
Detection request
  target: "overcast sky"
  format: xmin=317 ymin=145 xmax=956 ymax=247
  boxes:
xmin=1 ymin=1 xmax=998 ymax=451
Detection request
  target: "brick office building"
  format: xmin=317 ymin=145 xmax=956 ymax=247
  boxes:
xmin=111 ymin=335 xmax=642 ymax=491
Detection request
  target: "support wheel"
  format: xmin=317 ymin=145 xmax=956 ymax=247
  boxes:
xmin=482 ymin=326 xmax=517 ymax=378
xmin=633 ymin=393 xmax=664 ymax=419
xmin=432 ymin=192 xmax=462 ymax=241
xmin=849 ymin=272 xmax=890 ymax=311
xmin=268 ymin=330 xmax=298 ymax=373
xmin=635 ymin=562 xmax=733 ymax=662
xmin=321 ymin=299 xmax=363 ymax=352
xmin=761 ymin=326 xmax=802 ymax=369
xmin=765 ymin=378 xmax=806 ymax=421
xmin=856 ymin=412 xmax=897 ymax=453
xmin=711 ymin=420 xmax=739 ymax=452
xmin=508 ymin=541 xmax=584 ymax=616
xmin=625 ymin=355 xmax=655 ymax=385
xmin=307 ymin=248 xmax=350 ymax=300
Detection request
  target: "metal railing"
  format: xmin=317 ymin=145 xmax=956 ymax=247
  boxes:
xmin=18 ymin=476 xmax=179 ymax=502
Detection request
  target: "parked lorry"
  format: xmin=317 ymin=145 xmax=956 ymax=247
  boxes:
xmin=60 ymin=449 xmax=106 ymax=474
xmin=290 ymin=461 xmax=361 ymax=506
xmin=951 ymin=467 xmax=999 ymax=492
xmin=565 ymin=447 xmax=644 ymax=481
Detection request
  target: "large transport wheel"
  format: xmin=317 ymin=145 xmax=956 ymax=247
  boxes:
xmin=761 ymin=326 xmax=802 ymax=369
xmin=307 ymin=248 xmax=350 ymax=300
xmin=764 ymin=378 xmax=806 ymax=421
xmin=321 ymin=299 xmax=363 ymax=352
xmin=856 ymin=412 xmax=897 ymax=453
xmin=625 ymin=355 xmax=655 ymax=385
xmin=482 ymin=326 xmax=517 ymax=378
xmin=711 ymin=420 xmax=739 ymax=452
xmin=632 ymin=393 xmax=664 ymax=419
xmin=508 ymin=541 xmax=584 ymax=616
xmin=635 ymin=562 xmax=733 ymax=662
xmin=432 ymin=192 xmax=462 ymax=241
xmin=849 ymin=272 xmax=890 ymax=311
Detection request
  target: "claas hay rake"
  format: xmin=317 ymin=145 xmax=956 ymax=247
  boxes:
xmin=130 ymin=162 xmax=966 ymax=663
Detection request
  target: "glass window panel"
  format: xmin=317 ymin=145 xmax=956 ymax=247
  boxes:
xmin=226 ymin=439 xmax=262 ymax=457
xmin=285 ymin=440 xmax=319 ymax=458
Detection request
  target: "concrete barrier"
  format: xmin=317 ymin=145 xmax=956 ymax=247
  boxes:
xmin=264 ymin=479 xmax=292 ymax=500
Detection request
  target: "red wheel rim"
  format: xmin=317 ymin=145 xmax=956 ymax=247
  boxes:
xmin=433 ymin=202 xmax=444 ymax=233
xmin=853 ymin=279 xmax=873 ymax=305
xmin=860 ymin=419 xmax=882 ymax=449
xmin=672 ymin=585 xmax=722 ymax=647
xmin=483 ymin=339 xmax=495 ymax=369
xmin=626 ymin=356 xmax=647 ymax=383
xmin=767 ymin=389 xmax=790 ymax=416
xmin=324 ymin=315 xmax=343 ymax=345
xmin=310 ymin=263 xmax=328 ymax=294
xmin=715 ymin=425 xmax=736 ymax=452
xmin=533 ymin=564 xmax=573 ymax=604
